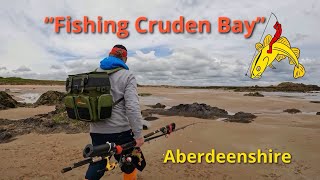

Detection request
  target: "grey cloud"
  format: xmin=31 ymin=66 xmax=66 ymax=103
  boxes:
xmin=0 ymin=69 xmax=68 ymax=81
xmin=37 ymin=71 xmax=68 ymax=80
xmin=50 ymin=64 xmax=63 ymax=70
xmin=303 ymin=0 xmax=319 ymax=17
xmin=0 ymin=66 xmax=7 ymax=71
xmin=64 ymin=59 xmax=99 ymax=74
xmin=292 ymin=33 xmax=309 ymax=43
xmin=130 ymin=47 xmax=247 ymax=85
xmin=13 ymin=65 xmax=32 ymax=73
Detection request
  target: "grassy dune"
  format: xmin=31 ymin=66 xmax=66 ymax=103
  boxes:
xmin=0 ymin=77 xmax=65 ymax=85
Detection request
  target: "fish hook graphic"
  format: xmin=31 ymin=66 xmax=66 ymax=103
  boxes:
xmin=245 ymin=12 xmax=279 ymax=78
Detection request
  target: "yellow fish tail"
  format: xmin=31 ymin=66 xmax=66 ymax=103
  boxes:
xmin=293 ymin=63 xmax=305 ymax=79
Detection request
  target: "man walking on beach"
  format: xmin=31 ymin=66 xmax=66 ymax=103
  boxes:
xmin=85 ymin=44 xmax=144 ymax=180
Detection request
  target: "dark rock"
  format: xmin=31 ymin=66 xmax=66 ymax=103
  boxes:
xmin=35 ymin=91 xmax=65 ymax=106
xmin=0 ymin=119 xmax=12 ymax=126
xmin=0 ymin=130 xmax=12 ymax=143
xmin=310 ymin=101 xmax=320 ymax=104
xmin=149 ymin=103 xmax=166 ymax=109
xmin=149 ymin=103 xmax=229 ymax=120
xmin=138 ymin=93 xmax=152 ymax=97
xmin=316 ymin=112 xmax=320 ymax=115
xmin=0 ymin=128 xmax=5 ymax=133
xmin=144 ymin=117 xmax=159 ymax=121
xmin=283 ymin=108 xmax=301 ymax=114
xmin=165 ymin=103 xmax=229 ymax=119
xmin=225 ymin=112 xmax=257 ymax=123
xmin=274 ymin=82 xmax=319 ymax=92
xmin=244 ymin=92 xmax=264 ymax=97
xmin=0 ymin=116 xmax=89 ymax=144
xmin=42 ymin=121 xmax=56 ymax=128
xmin=0 ymin=91 xmax=18 ymax=110
xmin=143 ymin=125 xmax=148 ymax=130
xmin=146 ymin=103 xmax=257 ymax=123
xmin=18 ymin=117 xmax=44 ymax=127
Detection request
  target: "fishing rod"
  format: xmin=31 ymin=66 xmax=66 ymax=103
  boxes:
xmin=136 ymin=122 xmax=199 ymax=143
xmin=61 ymin=122 xmax=199 ymax=173
xmin=245 ymin=12 xmax=279 ymax=78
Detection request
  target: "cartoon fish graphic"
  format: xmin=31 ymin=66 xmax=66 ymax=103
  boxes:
xmin=250 ymin=34 xmax=305 ymax=79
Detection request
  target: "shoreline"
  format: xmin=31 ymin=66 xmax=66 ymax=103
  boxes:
xmin=1 ymin=80 xmax=319 ymax=92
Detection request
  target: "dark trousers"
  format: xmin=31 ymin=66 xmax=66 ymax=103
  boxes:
xmin=85 ymin=130 xmax=134 ymax=180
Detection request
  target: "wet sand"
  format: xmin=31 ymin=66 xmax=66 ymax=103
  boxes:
xmin=0 ymin=85 xmax=320 ymax=179
xmin=0 ymin=106 xmax=55 ymax=120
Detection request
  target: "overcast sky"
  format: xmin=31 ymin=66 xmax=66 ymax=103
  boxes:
xmin=0 ymin=0 xmax=319 ymax=86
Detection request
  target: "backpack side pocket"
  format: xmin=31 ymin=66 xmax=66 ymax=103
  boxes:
xmin=98 ymin=94 xmax=113 ymax=120
xmin=75 ymin=95 xmax=93 ymax=121
xmin=64 ymin=96 xmax=78 ymax=120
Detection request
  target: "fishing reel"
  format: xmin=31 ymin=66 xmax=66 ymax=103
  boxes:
xmin=160 ymin=123 xmax=174 ymax=135
xmin=94 ymin=147 xmax=146 ymax=174
xmin=119 ymin=147 xmax=146 ymax=174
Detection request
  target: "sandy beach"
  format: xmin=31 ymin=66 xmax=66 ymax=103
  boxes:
xmin=0 ymin=85 xmax=319 ymax=180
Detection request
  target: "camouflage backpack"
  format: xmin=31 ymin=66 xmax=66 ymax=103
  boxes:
xmin=64 ymin=67 xmax=123 ymax=122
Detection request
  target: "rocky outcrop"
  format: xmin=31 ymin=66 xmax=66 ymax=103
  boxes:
xmin=310 ymin=101 xmax=320 ymax=104
xmin=234 ymin=82 xmax=320 ymax=92
xmin=283 ymin=108 xmax=301 ymax=114
xmin=161 ymin=103 xmax=229 ymax=119
xmin=144 ymin=117 xmax=159 ymax=121
xmin=138 ymin=93 xmax=152 ymax=97
xmin=144 ymin=103 xmax=256 ymax=123
xmin=244 ymin=92 xmax=264 ymax=97
xmin=35 ymin=91 xmax=65 ymax=106
xmin=0 ymin=117 xmax=88 ymax=144
xmin=0 ymin=91 xmax=19 ymax=110
xmin=148 ymin=103 xmax=166 ymax=109
xmin=224 ymin=112 xmax=257 ymax=123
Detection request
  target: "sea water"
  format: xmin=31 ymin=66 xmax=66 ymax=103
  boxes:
xmin=17 ymin=93 xmax=41 ymax=103
xmin=262 ymin=91 xmax=320 ymax=101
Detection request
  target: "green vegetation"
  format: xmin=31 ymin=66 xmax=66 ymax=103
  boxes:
xmin=0 ymin=77 xmax=65 ymax=85
xmin=51 ymin=109 xmax=87 ymax=127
